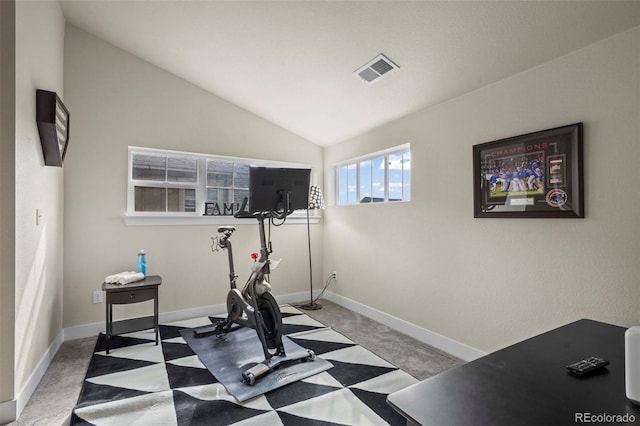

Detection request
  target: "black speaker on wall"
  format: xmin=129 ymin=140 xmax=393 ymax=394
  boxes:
xmin=36 ymin=89 xmax=70 ymax=167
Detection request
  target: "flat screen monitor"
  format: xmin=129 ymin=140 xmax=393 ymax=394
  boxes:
xmin=249 ymin=167 xmax=311 ymax=214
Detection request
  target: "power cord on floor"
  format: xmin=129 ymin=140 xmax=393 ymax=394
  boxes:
xmin=298 ymin=272 xmax=337 ymax=310
xmin=311 ymin=273 xmax=336 ymax=304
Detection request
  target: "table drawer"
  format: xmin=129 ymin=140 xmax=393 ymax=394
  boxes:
xmin=107 ymin=287 xmax=156 ymax=304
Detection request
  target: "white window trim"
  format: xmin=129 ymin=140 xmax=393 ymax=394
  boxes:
xmin=124 ymin=146 xmax=320 ymax=226
xmin=334 ymin=143 xmax=411 ymax=206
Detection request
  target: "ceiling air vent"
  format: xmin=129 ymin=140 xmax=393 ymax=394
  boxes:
xmin=354 ymin=54 xmax=399 ymax=84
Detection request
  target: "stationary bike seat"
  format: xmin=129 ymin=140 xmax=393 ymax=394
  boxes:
xmin=217 ymin=226 xmax=236 ymax=233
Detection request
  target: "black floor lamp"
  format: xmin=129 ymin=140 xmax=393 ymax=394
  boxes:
xmin=299 ymin=185 xmax=325 ymax=310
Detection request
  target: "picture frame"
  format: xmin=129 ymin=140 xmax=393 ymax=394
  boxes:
xmin=473 ymin=123 xmax=584 ymax=218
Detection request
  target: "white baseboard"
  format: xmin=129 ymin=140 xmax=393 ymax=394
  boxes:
xmin=61 ymin=290 xmax=483 ymax=362
xmin=61 ymin=291 xmax=319 ymax=342
xmin=0 ymin=399 xmax=16 ymax=425
xmin=322 ymin=291 xmax=486 ymax=362
xmin=14 ymin=331 xmax=64 ymax=419
xmin=275 ymin=290 xmax=321 ymax=306
xmin=63 ymin=320 xmax=104 ymax=341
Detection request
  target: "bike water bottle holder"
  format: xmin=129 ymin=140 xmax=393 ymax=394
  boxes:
xmin=250 ymin=259 xmax=282 ymax=273
xmin=251 ymin=260 xmax=268 ymax=273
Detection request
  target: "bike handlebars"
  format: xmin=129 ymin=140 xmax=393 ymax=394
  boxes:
xmin=233 ymin=196 xmax=292 ymax=220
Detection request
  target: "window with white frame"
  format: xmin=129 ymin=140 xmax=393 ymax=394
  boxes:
xmin=336 ymin=145 xmax=410 ymax=205
xmin=205 ymin=160 xmax=250 ymax=215
xmin=131 ymin=153 xmax=198 ymax=213
xmin=128 ymin=147 xmax=314 ymax=217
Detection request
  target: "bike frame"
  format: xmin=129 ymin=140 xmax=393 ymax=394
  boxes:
xmin=223 ymin=212 xmax=284 ymax=361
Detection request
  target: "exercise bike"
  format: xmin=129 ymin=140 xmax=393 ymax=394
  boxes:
xmin=193 ymin=196 xmax=315 ymax=385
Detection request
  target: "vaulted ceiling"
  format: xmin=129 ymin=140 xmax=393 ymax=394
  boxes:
xmin=59 ymin=1 xmax=640 ymax=146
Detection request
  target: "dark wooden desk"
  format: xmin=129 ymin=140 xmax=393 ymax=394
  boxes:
xmin=387 ymin=319 xmax=640 ymax=425
xmin=102 ymin=275 xmax=162 ymax=354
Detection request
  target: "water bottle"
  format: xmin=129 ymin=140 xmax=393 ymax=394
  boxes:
xmin=138 ymin=250 xmax=147 ymax=276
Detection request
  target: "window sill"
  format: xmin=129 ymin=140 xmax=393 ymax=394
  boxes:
xmin=122 ymin=213 xmax=321 ymax=226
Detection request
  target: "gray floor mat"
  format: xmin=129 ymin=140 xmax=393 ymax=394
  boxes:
xmin=180 ymin=326 xmax=333 ymax=402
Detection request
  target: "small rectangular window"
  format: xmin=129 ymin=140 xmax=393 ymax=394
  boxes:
xmin=371 ymin=156 xmax=385 ymax=202
xmin=168 ymin=188 xmax=196 ymax=212
xmin=134 ymin=187 xmax=196 ymax=212
xmin=359 ymin=159 xmax=372 ymax=203
xmin=134 ymin=186 xmax=165 ymax=212
xmin=207 ymin=161 xmax=233 ymax=187
xmin=388 ymin=152 xmax=403 ymax=202
xmin=338 ymin=164 xmax=359 ymax=205
xmin=338 ymin=166 xmax=347 ymax=205
xmin=167 ymin=157 xmax=197 ymax=183
xmin=402 ymin=151 xmax=411 ymax=201
xmin=133 ymin=154 xmax=166 ymax=181
xmin=347 ymin=164 xmax=357 ymax=204
xmin=359 ymin=156 xmax=386 ymax=203
xmin=132 ymin=152 xmax=198 ymax=213
xmin=206 ymin=160 xmax=250 ymax=214
xmin=336 ymin=145 xmax=410 ymax=205
xmin=387 ymin=150 xmax=411 ymax=202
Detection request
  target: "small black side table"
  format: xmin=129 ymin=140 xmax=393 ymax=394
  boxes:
xmin=102 ymin=275 xmax=162 ymax=354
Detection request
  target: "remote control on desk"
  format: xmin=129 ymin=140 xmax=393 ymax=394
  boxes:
xmin=567 ymin=357 xmax=610 ymax=376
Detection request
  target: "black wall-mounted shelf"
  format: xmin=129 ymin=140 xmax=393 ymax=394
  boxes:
xmin=36 ymin=89 xmax=70 ymax=167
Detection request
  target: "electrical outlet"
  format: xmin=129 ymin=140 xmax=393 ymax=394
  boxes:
xmin=332 ymin=271 xmax=337 ymax=281
xmin=93 ymin=291 xmax=103 ymax=304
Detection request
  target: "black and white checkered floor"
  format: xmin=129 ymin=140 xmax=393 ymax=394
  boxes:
xmin=71 ymin=305 xmax=417 ymax=425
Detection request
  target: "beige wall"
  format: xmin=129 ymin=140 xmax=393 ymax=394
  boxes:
xmin=13 ymin=0 xmax=66 ymax=395
xmin=63 ymin=26 xmax=323 ymax=328
xmin=0 ymin=0 xmax=16 ymax=407
xmin=324 ymin=27 xmax=640 ymax=353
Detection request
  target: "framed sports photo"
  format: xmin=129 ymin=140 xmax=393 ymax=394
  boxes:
xmin=473 ymin=123 xmax=584 ymax=218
